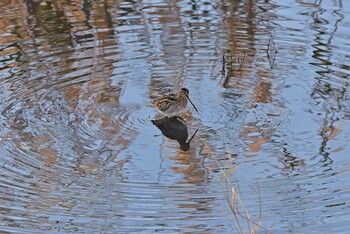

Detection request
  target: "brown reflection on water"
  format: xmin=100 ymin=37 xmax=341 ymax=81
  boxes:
xmin=0 ymin=1 xmax=26 ymax=71
xmin=219 ymin=0 xmax=281 ymax=159
xmin=171 ymin=151 xmax=208 ymax=183
xmin=144 ymin=0 xmax=188 ymax=97
xmin=2 ymin=0 xmax=350 ymax=233
xmin=220 ymin=0 xmax=258 ymax=86
xmin=2 ymin=0 xmax=134 ymax=171
xmin=241 ymin=70 xmax=279 ymax=156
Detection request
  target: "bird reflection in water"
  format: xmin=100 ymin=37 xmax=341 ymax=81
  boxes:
xmin=152 ymin=117 xmax=198 ymax=151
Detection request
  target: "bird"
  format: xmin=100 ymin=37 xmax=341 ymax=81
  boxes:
xmin=152 ymin=88 xmax=198 ymax=117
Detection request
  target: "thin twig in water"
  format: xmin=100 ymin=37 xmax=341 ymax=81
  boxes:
xmin=222 ymin=48 xmax=226 ymax=76
xmin=267 ymin=35 xmax=278 ymax=69
xmin=238 ymin=52 xmax=246 ymax=71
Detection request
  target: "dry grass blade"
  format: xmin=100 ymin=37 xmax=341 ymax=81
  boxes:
xmin=200 ymin=139 xmax=269 ymax=233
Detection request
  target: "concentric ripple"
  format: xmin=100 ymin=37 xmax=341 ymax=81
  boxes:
xmin=202 ymin=99 xmax=241 ymax=130
xmin=1 ymin=0 xmax=350 ymax=233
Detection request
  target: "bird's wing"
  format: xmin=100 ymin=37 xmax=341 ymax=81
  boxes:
xmin=155 ymin=95 xmax=176 ymax=112
xmin=162 ymin=93 xmax=176 ymax=99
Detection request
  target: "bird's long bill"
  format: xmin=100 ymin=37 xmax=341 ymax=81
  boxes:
xmin=184 ymin=93 xmax=198 ymax=112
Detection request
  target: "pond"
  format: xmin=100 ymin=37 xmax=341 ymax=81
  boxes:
xmin=1 ymin=0 xmax=350 ymax=233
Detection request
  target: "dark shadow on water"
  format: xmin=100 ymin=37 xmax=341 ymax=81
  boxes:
xmin=152 ymin=117 xmax=198 ymax=151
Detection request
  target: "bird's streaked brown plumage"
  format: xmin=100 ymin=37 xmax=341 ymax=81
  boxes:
xmin=152 ymin=88 xmax=198 ymax=117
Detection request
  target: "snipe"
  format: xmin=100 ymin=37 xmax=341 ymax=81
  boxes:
xmin=152 ymin=88 xmax=198 ymax=117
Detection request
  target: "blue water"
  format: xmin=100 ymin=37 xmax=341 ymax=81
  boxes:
xmin=1 ymin=0 xmax=350 ymax=233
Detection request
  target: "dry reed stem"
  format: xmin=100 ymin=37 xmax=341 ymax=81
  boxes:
xmin=201 ymin=139 xmax=266 ymax=233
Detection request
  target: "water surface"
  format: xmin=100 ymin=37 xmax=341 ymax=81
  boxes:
xmin=1 ymin=0 xmax=350 ymax=233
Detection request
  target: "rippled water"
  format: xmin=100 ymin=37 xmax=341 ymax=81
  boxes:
xmin=1 ymin=0 xmax=350 ymax=233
